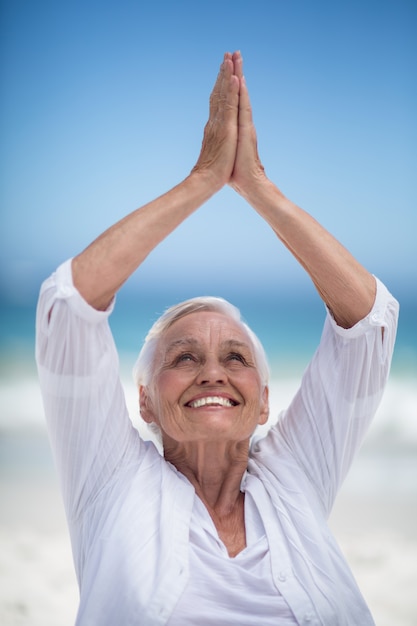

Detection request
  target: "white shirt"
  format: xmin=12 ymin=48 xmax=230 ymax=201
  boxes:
xmin=36 ymin=259 xmax=399 ymax=625
xmin=168 ymin=486 xmax=296 ymax=625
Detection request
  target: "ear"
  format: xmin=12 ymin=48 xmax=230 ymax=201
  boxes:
xmin=258 ymin=385 xmax=269 ymax=426
xmin=139 ymin=385 xmax=157 ymax=424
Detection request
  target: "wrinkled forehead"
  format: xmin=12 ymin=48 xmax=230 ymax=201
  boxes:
xmin=157 ymin=310 xmax=255 ymax=355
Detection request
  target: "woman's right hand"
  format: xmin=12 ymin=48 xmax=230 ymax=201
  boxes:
xmin=229 ymin=52 xmax=267 ymax=199
xmin=191 ymin=53 xmax=240 ymax=190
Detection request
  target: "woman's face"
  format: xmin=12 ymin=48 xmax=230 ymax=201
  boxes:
xmin=140 ymin=311 xmax=269 ymax=445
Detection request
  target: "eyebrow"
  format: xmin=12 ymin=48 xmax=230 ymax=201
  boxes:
xmin=164 ymin=337 xmax=252 ymax=355
xmin=222 ymin=339 xmax=252 ymax=353
xmin=164 ymin=337 xmax=200 ymax=356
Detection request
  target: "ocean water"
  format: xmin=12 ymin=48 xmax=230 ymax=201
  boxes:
xmin=0 ymin=287 xmax=416 ymax=482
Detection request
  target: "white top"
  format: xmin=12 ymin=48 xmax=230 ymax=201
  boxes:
xmin=36 ymin=259 xmax=399 ymax=626
xmin=168 ymin=486 xmax=296 ymax=625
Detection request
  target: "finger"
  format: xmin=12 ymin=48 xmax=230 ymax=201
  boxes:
xmin=221 ymin=62 xmax=239 ymax=122
xmin=238 ymin=75 xmax=253 ymax=127
xmin=223 ymin=73 xmax=240 ymax=126
xmin=232 ymin=51 xmax=252 ymax=127
xmin=209 ymin=55 xmax=232 ymax=118
xmin=213 ymin=54 xmax=232 ymax=97
xmin=232 ymin=50 xmax=243 ymax=80
xmin=209 ymin=61 xmax=225 ymax=112
xmin=211 ymin=57 xmax=237 ymax=123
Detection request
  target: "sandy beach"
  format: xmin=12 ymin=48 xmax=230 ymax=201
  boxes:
xmin=0 ymin=472 xmax=78 ymax=626
xmin=1 ymin=428 xmax=416 ymax=626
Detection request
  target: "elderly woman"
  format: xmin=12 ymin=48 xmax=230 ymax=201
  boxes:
xmin=36 ymin=52 xmax=398 ymax=625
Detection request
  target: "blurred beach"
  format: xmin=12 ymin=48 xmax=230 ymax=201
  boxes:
xmin=1 ymin=293 xmax=416 ymax=626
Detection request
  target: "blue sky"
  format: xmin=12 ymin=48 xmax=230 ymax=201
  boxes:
xmin=1 ymin=0 xmax=416 ymax=305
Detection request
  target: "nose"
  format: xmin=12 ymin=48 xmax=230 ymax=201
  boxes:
xmin=196 ymin=356 xmax=227 ymax=385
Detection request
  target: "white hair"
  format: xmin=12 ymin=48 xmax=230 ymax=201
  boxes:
xmin=133 ymin=296 xmax=270 ymax=390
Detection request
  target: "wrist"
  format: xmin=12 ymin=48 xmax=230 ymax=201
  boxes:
xmin=182 ymin=170 xmax=222 ymax=206
xmin=233 ymin=173 xmax=280 ymax=204
xmin=188 ymin=167 xmax=225 ymax=197
xmin=237 ymin=177 xmax=296 ymax=231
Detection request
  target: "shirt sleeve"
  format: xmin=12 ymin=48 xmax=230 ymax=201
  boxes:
xmin=252 ymin=277 xmax=399 ymax=517
xmin=36 ymin=259 xmax=141 ymax=522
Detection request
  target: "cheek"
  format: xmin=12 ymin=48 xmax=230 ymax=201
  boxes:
xmin=237 ymin=371 xmax=263 ymax=394
xmin=239 ymin=377 xmax=266 ymax=413
xmin=154 ymin=371 xmax=190 ymax=408
xmin=157 ymin=371 xmax=180 ymax=394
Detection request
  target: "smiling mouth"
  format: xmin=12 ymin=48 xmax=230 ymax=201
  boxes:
xmin=186 ymin=396 xmax=238 ymax=409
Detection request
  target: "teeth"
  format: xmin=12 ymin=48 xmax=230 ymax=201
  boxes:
xmin=188 ymin=396 xmax=235 ymax=409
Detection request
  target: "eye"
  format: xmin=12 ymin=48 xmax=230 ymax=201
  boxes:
xmin=175 ymin=352 xmax=197 ymax=364
xmin=226 ymin=352 xmax=247 ymax=364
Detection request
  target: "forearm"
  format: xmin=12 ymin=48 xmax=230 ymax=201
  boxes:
xmin=72 ymin=172 xmax=217 ymax=310
xmin=243 ymin=178 xmax=376 ymax=328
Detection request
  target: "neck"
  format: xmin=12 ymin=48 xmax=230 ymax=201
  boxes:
xmin=163 ymin=437 xmax=249 ymax=515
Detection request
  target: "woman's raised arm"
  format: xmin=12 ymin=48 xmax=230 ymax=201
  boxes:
xmin=230 ymin=53 xmax=375 ymax=329
xmin=72 ymin=53 xmax=239 ymax=311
